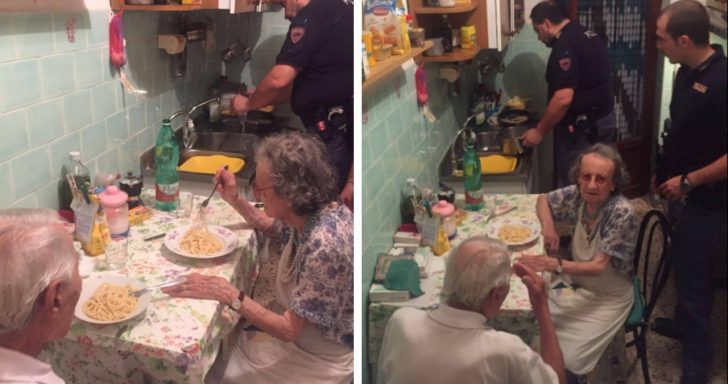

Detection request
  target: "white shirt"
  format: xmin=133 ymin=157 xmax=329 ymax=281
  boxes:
xmin=377 ymin=304 xmax=558 ymax=384
xmin=0 ymin=347 xmax=64 ymax=384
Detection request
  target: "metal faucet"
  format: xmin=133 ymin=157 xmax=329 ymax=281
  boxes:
xmin=167 ymin=97 xmax=220 ymax=150
xmin=449 ymin=112 xmax=480 ymax=176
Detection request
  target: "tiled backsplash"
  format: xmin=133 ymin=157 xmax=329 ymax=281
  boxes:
xmin=0 ymin=7 xmax=290 ymax=209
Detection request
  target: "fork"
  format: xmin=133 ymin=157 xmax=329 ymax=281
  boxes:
xmin=201 ymin=165 xmax=229 ymax=210
xmin=130 ymin=276 xmax=186 ymax=297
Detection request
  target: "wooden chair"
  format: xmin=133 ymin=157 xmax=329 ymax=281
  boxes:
xmin=625 ymin=209 xmax=673 ymax=384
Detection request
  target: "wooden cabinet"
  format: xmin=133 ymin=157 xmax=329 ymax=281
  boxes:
xmin=110 ymin=0 xmax=270 ymax=13
xmin=407 ymin=0 xmax=522 ymax=62
xmin=408 ymin=0 xmax=488 ymax=63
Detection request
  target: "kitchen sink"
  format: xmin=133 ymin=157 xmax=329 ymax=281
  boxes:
xmin=192 ymin=132 xmax=259 ymax=158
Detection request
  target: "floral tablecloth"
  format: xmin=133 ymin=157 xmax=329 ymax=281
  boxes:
xmin=41 ymin=194 xmax=260 ymax=384
xmin=368 ymin=194 xmax=544 ymax=365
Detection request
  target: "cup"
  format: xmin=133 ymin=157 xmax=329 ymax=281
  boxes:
xmin=176 ymin=191 xmax=194 ymax=218
xmin=105 ymin=235 xmax=128 ymax=270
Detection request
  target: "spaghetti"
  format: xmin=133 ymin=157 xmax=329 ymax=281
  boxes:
xmin=497 ymin=224 xmax=532 ymax=244
xmin=180 ymin=228 xmax=224 ymax=255
xmin=82 ymin=283 xmax=138 ymax=321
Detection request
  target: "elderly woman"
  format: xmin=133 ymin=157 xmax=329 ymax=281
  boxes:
xmin=517 ymin=143 xmax=639 ymax=379
xmin=0 ymin=209 xmax=82 ymax=383
xmin=163 ymin=131 xmax=353 ymax=383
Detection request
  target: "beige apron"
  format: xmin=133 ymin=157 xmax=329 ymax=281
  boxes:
xmin=214 ymin=235 xmax=353 ymax=384
xmin=548 ymin=205 xmax=633 ymax=375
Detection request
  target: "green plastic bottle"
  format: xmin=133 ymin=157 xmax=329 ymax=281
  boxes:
xmin=463 ymin=141 xmax=484 ymax=211
xmin=155 ymin=119 xmax=180 ymax=211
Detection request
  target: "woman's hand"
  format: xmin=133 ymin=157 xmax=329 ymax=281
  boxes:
xmin=516 ymin=254 xmax=558 ymax=273
xmin=542 ymin=226 xmax=560 ymax=254
xmin=161 ymin=273 xmax=239 ymax=307
xmin=213 ymin=166 xmax=240 ymax=204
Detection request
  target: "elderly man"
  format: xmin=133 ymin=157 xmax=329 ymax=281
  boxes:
xmin=651 ymin=1 xmax=727 ymax=382
xmin=0 ymin=209 xmax=82 ymax=383
xmin=522 ymin=1 xmax=615 ymax=187
xmin=377 ymin=237 xmax=565 ymax=384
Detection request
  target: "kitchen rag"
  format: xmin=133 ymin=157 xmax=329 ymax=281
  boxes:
xmin=384 ymin=259 xmax=424 ymax=297
xmin=110 ymin=12 xmax=145 ymax=95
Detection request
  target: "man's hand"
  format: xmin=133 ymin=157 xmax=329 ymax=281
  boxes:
xmin=232 ymin=94 xmax=251 ymax=115
xmin=340 ymin=181 xmax=353 ymax=211
xmin=658 ymin=175 xmax=684 ymax=202
xmin=516 ymin=254 xmax=557 ymax=273
xmin=513 ymin=262 xmax=547 ymax=308
xmin=520 ymin=128 xmax=544 ymax=148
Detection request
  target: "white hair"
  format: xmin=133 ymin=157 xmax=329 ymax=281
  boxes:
xmin=442 ymin=236 xmax=512 ymax=308
xmin=0 ymin=209 xmax=77 ymax=335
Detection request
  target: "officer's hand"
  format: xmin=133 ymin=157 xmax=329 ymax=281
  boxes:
xmin=658 ymin=176 xmax=684 ymax=202
xmin=520 ymin=128 xmax=543 ymax=147
xmin=340 ymin=181 xmax=353 ymax=211
xmin=232 ymin=94 xmax=251 ymax=115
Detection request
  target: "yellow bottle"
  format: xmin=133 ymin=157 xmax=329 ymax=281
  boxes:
xmin=461 ymin=25 xmax=477 ymax=49
xmin=399 ymin=15 xmax=411 ymax=54
xmin=362 ymin=31 xmax=377 ymax=67
xmin=431 ymin=219 xmax=451 ymax=256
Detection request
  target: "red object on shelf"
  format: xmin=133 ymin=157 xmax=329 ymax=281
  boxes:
xmin=398 ymin=223 xmax=419 ymax=233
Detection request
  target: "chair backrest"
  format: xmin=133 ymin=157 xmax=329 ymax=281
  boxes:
xmin=632 ymin=209 xmax=673 ymax=322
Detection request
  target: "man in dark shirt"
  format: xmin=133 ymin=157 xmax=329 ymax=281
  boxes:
xmin=651 ymin=1 xmax=727 ymax=383
xmin=233 ymin=0 xmax=354 ymax=209
xmin=522 ymin=1 xmax=615 ymax=187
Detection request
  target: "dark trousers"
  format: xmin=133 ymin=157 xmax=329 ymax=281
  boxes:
xmin=303 ymin=126 xmax=352 ymax=193
xmin=554 ymin=112 xmax=615 ymax=188
xmin=669 ymin=200 xmax=726 ymax=378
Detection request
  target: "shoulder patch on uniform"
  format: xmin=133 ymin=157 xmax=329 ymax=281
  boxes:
xmin=290 ymin=27 xmax=305 ymax=44
xmin=584 ymin=30 xmax=598 ymax=38
xmin=559 ymin=57 xmax=572 ymax=71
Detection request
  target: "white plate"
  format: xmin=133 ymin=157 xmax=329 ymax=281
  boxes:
xmin=75 ymin=276 xmax=151 ymax=324
xmin=164 ymin=225 xmax=239 ymax=259
xmin=486 ymin=217 xmax=541 ymax=246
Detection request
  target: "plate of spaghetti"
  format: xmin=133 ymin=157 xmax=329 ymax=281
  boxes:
xmin=164 ymin=225 xmax=239 ymax=258
xmin=486 ymin=217 xmax=541 ymax=246
xmin=75 ymin=276 xmax=151 ymax=324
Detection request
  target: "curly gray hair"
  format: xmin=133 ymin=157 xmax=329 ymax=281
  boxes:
xmin=255 ymin=131 xmax=339 ymax=216
xmin=0 ymin=209 xmax=77 ymax=335
xmin=568 ymin=143 xmax=630 ymax=194
xmin=441 ymin=236 xmax=512 ymax=309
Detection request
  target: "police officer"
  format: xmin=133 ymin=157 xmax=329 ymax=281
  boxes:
xmin=521 ymin=1 xmax=615 ymax=187
xmin=651 ymin=1 xmax=727 ymax=383
xmin=233 ymin=0 xmax=354 ymax=209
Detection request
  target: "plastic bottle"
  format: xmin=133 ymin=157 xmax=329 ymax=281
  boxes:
xmin=58 ymin=151 xmax=91 ymax=211
xmin=400 ymin=178 xmax=422 ymax=224
xmin=463 ymin=140 xmax=485 ymax=211
xmin=155 ymin=119 xmax=180 ymax=211
xmin=441 ymin=15 xmax=454 ymax=53
xmin=98 ymin=185 xmax=129 ymax=236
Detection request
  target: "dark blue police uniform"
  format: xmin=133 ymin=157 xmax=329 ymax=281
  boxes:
xmin=546 ymin=21 xmax=614 ymax=186
xmin=276 ymin=0 xmax=353 ymax=191
xmin=656 ymin=45 xmax=727 ymax=381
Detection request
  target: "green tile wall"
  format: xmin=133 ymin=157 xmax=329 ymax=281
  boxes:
xmin=361 ymin=59 xmax=473 ymax=382
xmin=0 ymin=6 xmax=292 ymax=209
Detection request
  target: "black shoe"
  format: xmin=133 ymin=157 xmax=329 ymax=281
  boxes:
xmin=651 ymin=317 xmax=683 ymax=340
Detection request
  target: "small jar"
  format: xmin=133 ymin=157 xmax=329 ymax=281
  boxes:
xmin=98 ymin=186 xmax=130 ymax=236
xmin=432 ymin=200 xmax=457 ymax=239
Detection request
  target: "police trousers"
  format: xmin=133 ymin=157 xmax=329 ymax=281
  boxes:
xmin=554 ymin=111 xmax=615 ymax=188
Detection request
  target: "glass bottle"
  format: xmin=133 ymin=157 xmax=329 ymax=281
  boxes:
xmin=400 ymin=178 xmax=422 ymax=224
xmin=463 ymin=140 xmax=484 ymax=211
xmin=441 ymin=15 xmax=454 ymax=53
xmin=58 ymin=151 xmax=91 ymax=211
xmin=155 ymin=119 xmax=180 ymax=211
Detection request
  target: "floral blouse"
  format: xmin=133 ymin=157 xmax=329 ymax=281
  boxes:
xmin=546 ymin=185 xmax=639 ymax=277
xmin=266 ymin=203 xmax=354 ymax=349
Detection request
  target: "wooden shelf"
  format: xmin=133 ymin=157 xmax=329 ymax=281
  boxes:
xmin=363 ymin=41 xmax=433 ymax=94
xmin=420 ymin=45 xmax=479 ymax=63
xmin=111 ymin=0 xmax=219 ymax=11
xmin=411 ymin=2 xmax=478 ymax=14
